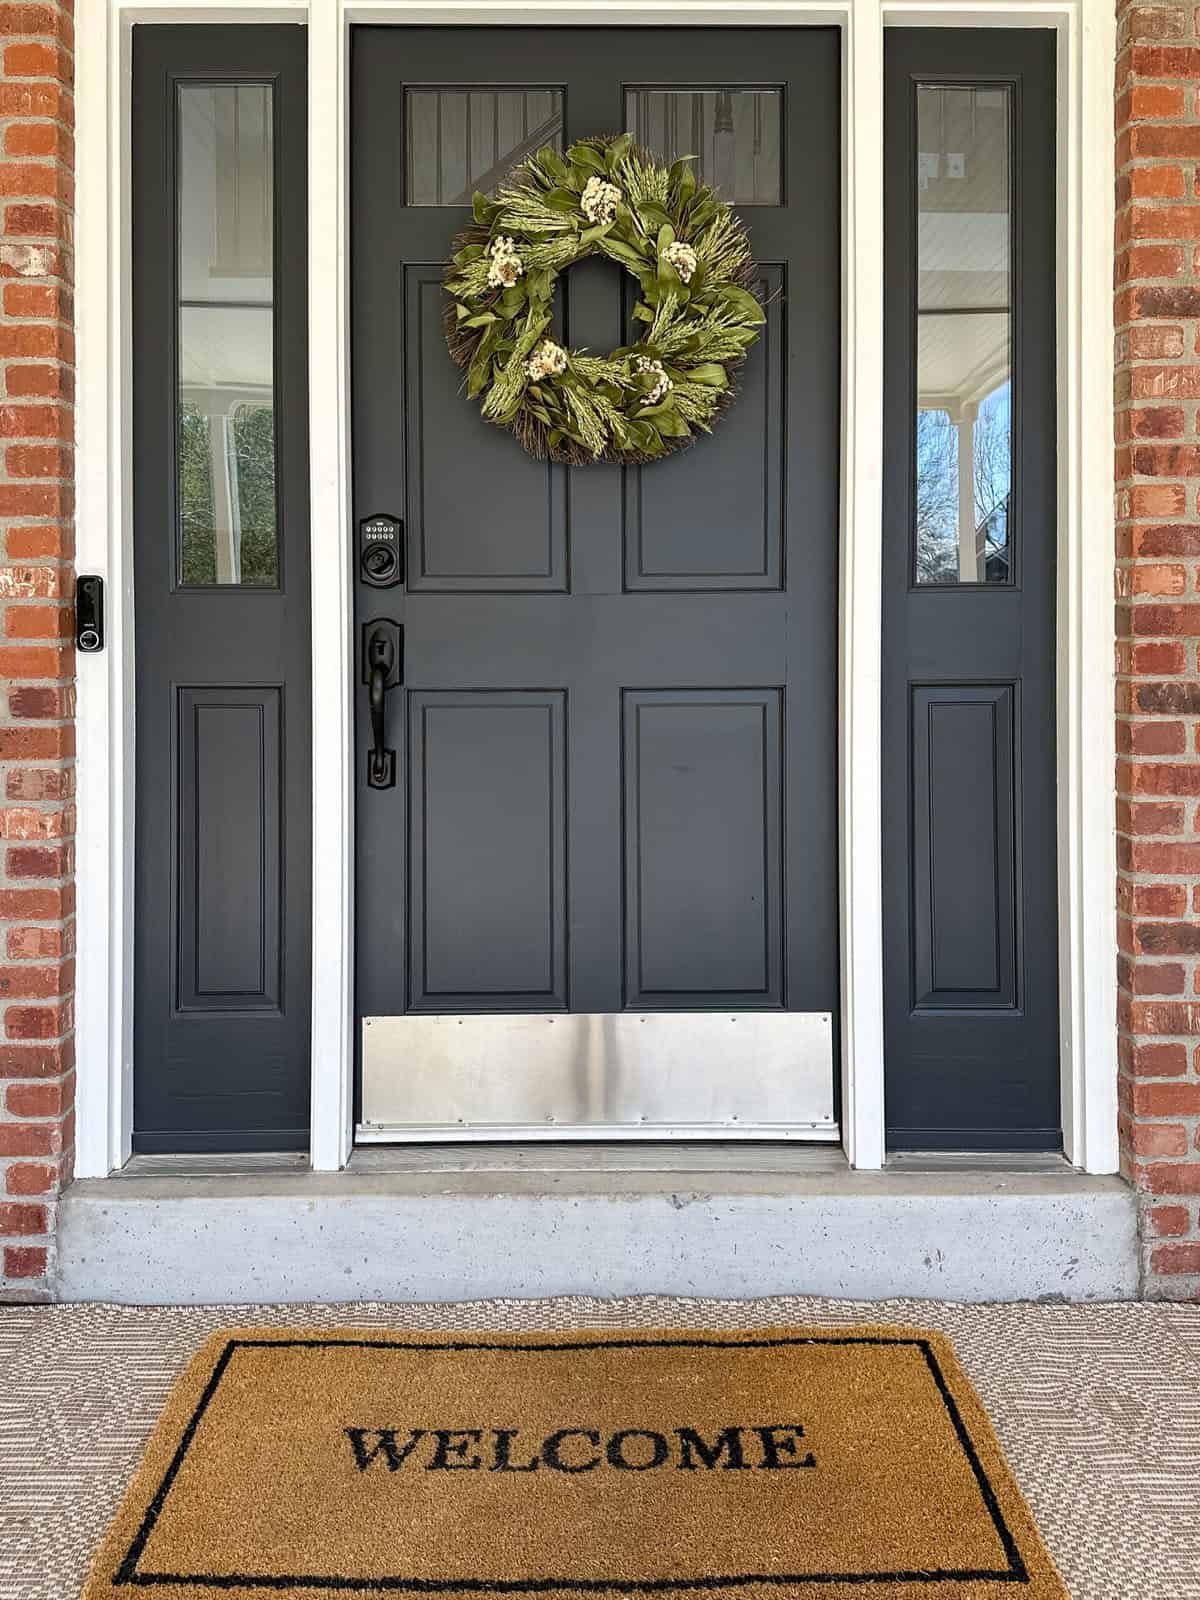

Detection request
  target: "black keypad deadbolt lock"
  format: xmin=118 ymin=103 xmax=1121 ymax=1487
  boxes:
xmin=363 ymin=619 xmax=402 ymax=789
xmin=75 ymin=574 xmax=104 ymax=653
xmin=360 ymin=514 xmax=403 ymax=588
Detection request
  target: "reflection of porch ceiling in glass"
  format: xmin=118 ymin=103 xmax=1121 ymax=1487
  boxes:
xmin=917 ymin=311 xmax=1008 ymax=413
xmin=177 ymin=82 xmax=275 ymax=414
xmin=178 ymin=82 xmax=273 ymax=303
xmin=918 ymin=211 xmax=1008 ymax=309
xmin=916 ymin=82 xmax=1011 ymax=416
xmin=179 ymin=303 xmax=272 ymax=409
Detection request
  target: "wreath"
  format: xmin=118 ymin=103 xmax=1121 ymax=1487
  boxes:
xmin=443 ymin=133 xmax=765 ymax=465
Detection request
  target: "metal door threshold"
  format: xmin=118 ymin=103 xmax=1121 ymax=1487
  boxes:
xmin=347 ymin=1141 xmax=848 ymax=1176
xmin=114 ymin=1147 xmax=1076 ymax=1181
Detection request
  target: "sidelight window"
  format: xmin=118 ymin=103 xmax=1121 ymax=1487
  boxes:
xmin=913 ymin=83 xmax=1012 ymax=586
xmin=176 ymin=81 xmax=279 ymax=587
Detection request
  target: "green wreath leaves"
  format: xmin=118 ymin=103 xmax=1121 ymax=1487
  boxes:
xmin=443 ymin=133 xmax=765 ymax=465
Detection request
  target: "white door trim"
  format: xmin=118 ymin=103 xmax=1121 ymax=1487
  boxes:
xmin=307 ymin=0 xmax=355 ymax=1169
xmin=72 ymin=0 xmax=1117 ymax=1177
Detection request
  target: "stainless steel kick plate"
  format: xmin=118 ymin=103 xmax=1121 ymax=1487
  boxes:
xmin=359 ymin=1011 xmax=837 ymax=1141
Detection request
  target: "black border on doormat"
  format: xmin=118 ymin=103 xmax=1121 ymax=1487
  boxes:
xmin=113 ymin=1335 xmax=1031 ymax=1590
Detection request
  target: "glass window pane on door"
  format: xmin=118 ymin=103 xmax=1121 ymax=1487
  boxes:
xmin=405 ymin=87 xmax=565 ymax=206
xmin=176 ymin=82 xmax=278 ymax=587
xmin=623 ymin=87 xmax=782 ymax=204
xmin=914 ymin=84 xmax=1012 ymax=586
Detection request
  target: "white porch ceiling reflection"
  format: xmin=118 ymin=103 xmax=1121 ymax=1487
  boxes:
xmin=178 ymin=81 xmax=272 ymax=304
xmin=918 ymin=211 xmax=1008 ymax=309
xmin=179 ymin=303 xmax=273 ymax=406
xmin=917 ymin=309 xmax=1008 ymax=414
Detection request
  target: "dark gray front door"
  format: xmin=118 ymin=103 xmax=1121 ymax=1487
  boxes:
xmin=352 ymin=27 xmax=841 ymax=1137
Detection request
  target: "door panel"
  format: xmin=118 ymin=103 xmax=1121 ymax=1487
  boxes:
xmin=910 ymin=683 xmax=1018 ymax=1011
xmin=352 ymin=27 xmax=840 ymax=1137
xmin=405 ymin=267 xmax=570 ymax=592
xmin=623 ymin=267 xmax=784 ymax=591
xmin=622 ymin=690 xmax=783 ymax=1007
xmin=408 ymin=691 xmax=568 ymax=1010
xmin=132 ymin=27 xmax=311 ymax=1152
xmin=882 ymin=30 xmax=1059 ymax=1150
xmin=176 ymin=686 xmax=283 ymax=1012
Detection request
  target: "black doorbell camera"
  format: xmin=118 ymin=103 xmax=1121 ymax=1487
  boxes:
xmin=75 ymin=574 xmax=104 ymax=653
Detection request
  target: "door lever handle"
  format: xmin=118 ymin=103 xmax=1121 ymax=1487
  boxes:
xmin=363 ymin=620 xmax=402 ymax=789
xmin=368 ymin=637 xmax=392 ymax=787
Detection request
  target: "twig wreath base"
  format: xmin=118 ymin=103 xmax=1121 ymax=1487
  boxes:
xmin=444 ymin=133 xmax=765 ymax=466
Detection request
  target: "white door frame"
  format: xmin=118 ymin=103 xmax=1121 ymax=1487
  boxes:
xmin=71 ymin=0 xmax=1118 ymax=1176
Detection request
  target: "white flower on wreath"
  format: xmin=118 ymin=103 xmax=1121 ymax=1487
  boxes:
xmin=486 ymin=235 xmax=524 ymax=289
xmin=663 ymin=240 xmax=698 ymax=284
xmin=526 ymin=339 xmax=569 ymax=382
xmin=581 ymin=175 xmax=622 ymax=224
xmin=635 ymin=356 xmax=673 ymax=406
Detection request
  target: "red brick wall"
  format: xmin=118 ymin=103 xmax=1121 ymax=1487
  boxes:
xmin=0 ymin=0 xmax=73 ymax=1303
xmin=1116 ymin=0 xmax=1200 ymax=1297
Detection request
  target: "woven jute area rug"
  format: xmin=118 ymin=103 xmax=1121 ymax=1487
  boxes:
xmin=81 ymin=1323 xmax=1066 ymax=1600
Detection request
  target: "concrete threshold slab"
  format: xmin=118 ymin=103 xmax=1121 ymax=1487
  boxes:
xmin=56 ymin=1158 xmax=1138 ymax=1305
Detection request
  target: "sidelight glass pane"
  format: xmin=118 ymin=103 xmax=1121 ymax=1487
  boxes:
xmin=914 ymin=84 xmax=1012 ymax=585
xmin=405 ymin=88 xmax=564 ymax=206
xmin=176 ymin=83 xmax=278 ymax=587
xmin=624 ymin=87 xmax=782 ymax=205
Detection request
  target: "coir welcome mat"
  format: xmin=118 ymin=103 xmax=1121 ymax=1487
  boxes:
xmin=83 ymin=1326 xmax=1067 ymax=1600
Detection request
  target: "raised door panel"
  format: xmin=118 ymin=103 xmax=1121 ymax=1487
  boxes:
xmin=623 ymin=268 xmax=784 ymax=591
xmin=408 ymin=690 xmax=568 ymax=1009
xmin=177 ymin=686 xmax=282 ymax=1011
xmin=910 ymin=683 xmax=1017 ymax=1010
xmin=405 ymin=267 xmax=568 ymax=591
xmin=623 ymin=689 xmax=783 ymax=1007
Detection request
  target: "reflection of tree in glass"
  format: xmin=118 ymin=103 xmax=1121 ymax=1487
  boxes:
xmin=914 ymin=379 xmax=1011 ymax=585
xmin=915 ymin=407 xmax=959 ymax=584
xmin=179 ymin=403 xmax=217 ymax=585
xmin=973 ymin=381 xmax=1011 ymax=582
xmin=232 ymin=404 xmax=277 ymax=585
xmin=176 ymin=401 xmax=277 ymax=586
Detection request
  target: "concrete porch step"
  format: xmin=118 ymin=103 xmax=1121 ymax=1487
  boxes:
xmin=56 ymin=1147 xmax=1138 ymax=1304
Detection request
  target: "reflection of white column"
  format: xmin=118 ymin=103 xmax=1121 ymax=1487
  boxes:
xmin=205 ymin=408 xmax=242 ymax=584
xmin=713 ymin=91 xmax=735 ymax=197
xmin=952 ymin=399 xmax=980 ymax=583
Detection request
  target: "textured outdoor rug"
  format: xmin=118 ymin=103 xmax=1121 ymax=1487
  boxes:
xmin=81 ymin=1324 xmax=1066 ymax=1600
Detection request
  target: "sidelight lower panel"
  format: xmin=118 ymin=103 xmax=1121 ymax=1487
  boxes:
xmin=359 ymin=1012 xmax=837 ymax=1141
